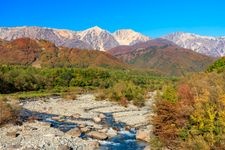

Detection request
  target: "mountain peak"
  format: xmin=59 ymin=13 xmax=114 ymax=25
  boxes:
xmin=113 ymin=29 xmax=150 ymax=45
xmin=85 ymin=26 xmax=105 ymax=32
xmin=91 ymin=26 xmax=103 ymax=30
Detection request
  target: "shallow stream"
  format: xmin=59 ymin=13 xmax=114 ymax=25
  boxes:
xmin=20 ymin=109 xmax=147 ymax=150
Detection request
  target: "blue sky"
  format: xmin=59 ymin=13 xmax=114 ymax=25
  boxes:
xmin=0 ymin=0 xmax=225 ymax=37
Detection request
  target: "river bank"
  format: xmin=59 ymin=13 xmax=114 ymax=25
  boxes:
xmin=0 ymin=93 xmax=155 ymax=150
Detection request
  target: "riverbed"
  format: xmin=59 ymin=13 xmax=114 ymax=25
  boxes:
xmin=0 ymin=93 xmax=155 ymax=150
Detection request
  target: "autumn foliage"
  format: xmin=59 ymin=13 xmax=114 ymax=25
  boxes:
xmin=0 ymin=38 xmax=127 ymax=69
xmin=152 ymin=71 xmax=225 ymax=149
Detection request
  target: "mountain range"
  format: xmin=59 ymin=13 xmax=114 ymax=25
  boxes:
xmin=0 ymin=26 xmax=224 ymax=57
xmin=0 ymin=26 xmax=223 ymax=76
xmin=0 ymin=26 xmax=150 ymax=51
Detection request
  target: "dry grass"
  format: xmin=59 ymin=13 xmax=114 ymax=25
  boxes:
xmin=62 ymin=92 xmax=77 ymax=100
xmin=0 ymin=98 xmax=19 ymax=126
xmin=95 ymin=89 xmax=109 ymax=100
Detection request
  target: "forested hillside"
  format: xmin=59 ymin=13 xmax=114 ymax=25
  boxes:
xmin=152 ymin=58 xmax=225 ymax=149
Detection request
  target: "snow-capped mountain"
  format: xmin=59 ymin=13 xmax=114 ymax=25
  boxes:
xmin=0 ymin=26 xmax=150 ymax=51
xmin=163 ymin=32 xmax=225 ymax=57
xmin=0 ymin=26 xmax=65 ymax=45
xmin=113 ymin=29 xmax=150 ymax=45
xmin=76 ymin=26 xmax=119 ymax=50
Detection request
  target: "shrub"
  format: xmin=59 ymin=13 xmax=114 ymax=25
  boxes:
xmin=207 ymin=57 xmax=225 ymax=73
xmin=152 ymin=100 xmax=179 ymax=146
xmin=153 ymin=72 xmax=225 ymax=149
xmin=0 ymin=99 xmax=19 ymax=126
xmin=62 ymin=92 xmax=77 ymax=100
xmin=180 ymin=135 xmax=211 ymax=150
xmin=0 ymin=65 xmax=172 ymax=95
xmin=96 ymin=89 xmax=109 ymax=100
xmin=150 ymin=135 xmax=164 ymax=150
xmin=161 ymin=84 xmax=178 ymax=103
xmin=0 ymin=65 xmax=174 ymax=107
xmin=110 ymin=81 xmax=125 ymax=101
xmin=109 ymin=81 xmax=145 ymax=106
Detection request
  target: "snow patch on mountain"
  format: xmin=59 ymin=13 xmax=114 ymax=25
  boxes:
xmin=0 ymin=26 xmax=150 ymax=51
xmin=76 ymin=26 xmax=119 ymax=50
xmin=113 ymin=29 xmax=150 ymax=45
xmin=163 ymin=32 xmax=225 ymax=57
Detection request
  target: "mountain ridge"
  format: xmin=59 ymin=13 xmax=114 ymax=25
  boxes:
xmin=0 ymin=38 xmax=128 ymax=69
xmin=1 ymin=26 xmax=225 ymax=57
xmin=108 ymin=38 xmax=215 ymax=76
xmin=163 ymin=32 xmax=225 ymax=57
xmin=0 ymin=26 xmax=150 ymax=51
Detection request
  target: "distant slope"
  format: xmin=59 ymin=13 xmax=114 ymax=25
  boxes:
xmin=163 ymin=32 xmax=225 ymax=57
xmin=0 ymin=38 xmax=128 ymax=69
xmin=108 ymin=39 xmax=215 ymax=76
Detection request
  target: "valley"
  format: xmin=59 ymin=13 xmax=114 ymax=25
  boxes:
xmin=1 ymin=0 xmax=225 ymax=149
xmin=0 ymin=26 xmax=225 ymax=150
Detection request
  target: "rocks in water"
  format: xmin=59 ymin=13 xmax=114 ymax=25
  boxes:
xmin=27 ymin=116 xmax=39 ymax=122
xmin=136 ymin=129 xmax=150 ymax=142
xmin=112 ymin=127 xmax=120 ymax=131
xmin=80 ymin=127 xmax=90 ymax=133
xmin=52 ymin=116 xmax=61 ymax=121
xmin=87 ymin=131 xmax=108 ymax=140
xmin=93 ymin=124 xmax=103 ymax=130
xmin=106 ymin=128 xmax=117 ymax=137
xmin=79 ymin=123 xmax=86 ymax=128
xmin=98 ymin=113 xmax=106 ymax=119
xmin=52 ymin=115 xmax=67 ymax=122
xmin=144 ymin=145 xmax=150 ymax=150
xmin=98 ymin=128 xmax=108 ymax=133
xmin=93 ymin=117 xmax=101 ymax=123
xmin=58 ymin=116 xmax=67 ymax=122
xmin=88 ymin=141 xmax=100 ymax=149
xmin=125 ymin=125 xmax=131 ymax=131
xmin=38 ymin=122 xmax=51 ymax=127
xmin=66 ymin=128 xmax=81 ymax=137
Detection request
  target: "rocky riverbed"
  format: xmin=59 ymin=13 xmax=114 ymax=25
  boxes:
xmin=0 ymin=92 xmax=156 ymax=150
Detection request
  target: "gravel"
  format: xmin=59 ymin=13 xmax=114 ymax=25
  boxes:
xmin=0 ymin=92 xmax=156 ymax=150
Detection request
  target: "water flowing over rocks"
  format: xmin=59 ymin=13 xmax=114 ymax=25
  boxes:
xmin=0 ymin=92 xmax=156 ymax=149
